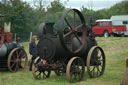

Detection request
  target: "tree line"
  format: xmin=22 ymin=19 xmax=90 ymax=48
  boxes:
xmin=0 ymin=0 xmax=128 ymax=41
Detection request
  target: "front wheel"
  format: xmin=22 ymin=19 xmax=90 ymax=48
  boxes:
xmin=32 ymin=57 xmax=51 ymax=80
xmin=66 ymin=57 xmax=85 ymax=82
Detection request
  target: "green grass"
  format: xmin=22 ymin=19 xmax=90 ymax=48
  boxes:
xmin=0 ymin=37 xmax=128 ymax=85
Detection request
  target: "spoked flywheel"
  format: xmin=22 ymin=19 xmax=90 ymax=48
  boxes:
xmin=87 ymin=46 xmax=106 ymax=78
xmin=66 ymin=57 xmax=85 ymax=82
xmin=32 ymin=57 xmax=51 ymax=80
xmin=58 ymin=9 xmax=87 ymax=54
xmin=8 ymin=48 xmax=28 ymax=72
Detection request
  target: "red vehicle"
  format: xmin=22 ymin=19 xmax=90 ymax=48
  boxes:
xmin=92 ymin=19 xmax=127 ymax=37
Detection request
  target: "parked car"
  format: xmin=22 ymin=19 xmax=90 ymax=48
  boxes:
xmin=92 ymin=19 xmax=127 ymax=37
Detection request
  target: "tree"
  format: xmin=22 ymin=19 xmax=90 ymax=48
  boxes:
xmin=0 ymin=0 xmax=36 ymax=41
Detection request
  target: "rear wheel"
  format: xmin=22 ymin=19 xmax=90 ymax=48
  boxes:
xmin=104 ymin=31 xmax=109 ymax=37
xmin=87 ymin=46 xmax=106 ymax=78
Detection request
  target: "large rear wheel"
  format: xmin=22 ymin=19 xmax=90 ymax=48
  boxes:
xmin=87 ymin=46 xmax=106 ymax=78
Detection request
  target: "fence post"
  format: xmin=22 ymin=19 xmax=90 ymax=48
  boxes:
xmin=29 ymin=32 xmax=32 ymax=42
xmin=14 ymin=33 xmax=16 ymax=42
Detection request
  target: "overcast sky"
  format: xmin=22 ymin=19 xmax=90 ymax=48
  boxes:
xmin=64 ymin=0 xmax=123 ymax=10
xmin=24 ymin=0 xmax=123 ymax=10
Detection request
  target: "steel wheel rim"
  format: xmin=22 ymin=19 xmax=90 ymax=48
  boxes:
xmin=87 ymin=46 xmax=106 ymax=78
xmin=66 ymin=57 xmax=85 ymax=82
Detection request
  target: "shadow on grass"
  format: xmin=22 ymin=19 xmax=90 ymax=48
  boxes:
xmin=34 ymin=71 xmax=96 ymax=83
xmin=0 ymin=68 xmax=9 ymax=72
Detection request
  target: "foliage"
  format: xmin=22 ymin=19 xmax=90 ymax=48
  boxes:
xmin=0 ymin=0 xmax=128 ymax=41
xmin=81 ymin=0 xmax=128 ymax=26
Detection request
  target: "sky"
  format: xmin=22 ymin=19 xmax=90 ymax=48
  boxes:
xmin=23 ymin=0 xmax=123 ymax=10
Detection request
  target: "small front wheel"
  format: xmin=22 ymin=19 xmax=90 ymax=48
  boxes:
xmin=32 ymin=57 xmax=51 ymax=80
xmin=66 ymin=57 xmax=85 ymax=82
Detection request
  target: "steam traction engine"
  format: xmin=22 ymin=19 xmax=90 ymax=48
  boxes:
xmin=32 ymin=9 xmax=106 ymax=82
xmin=0 ymin=14 xmax=28 ymax=72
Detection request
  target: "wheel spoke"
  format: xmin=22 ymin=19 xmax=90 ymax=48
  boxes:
xmin=15 ymin=63 xmax=19 ymax=71
xmin=12 ymin=55 xmax=17 ymax=60
xmin=97 ymin=66 xmax=101 ymax=73
xmin=64 ymin=31 xmax=73 ymax=38
xmin=11 ymin=62 xmax=16 ymax=68
xmin=98 ymin=53 xmax=102 ymax=59
xmin=37 ymin=72 xmax=41 ymax=78
xmin=97 ymin=49 xmax=100 ymax=54
xmin=16 ymin=50 xmax=19 ymax=58
xmin=18 ymin=50 xmax=23 ymax=57
xmin=91 ymin=66 xmax=95 ymax=72
xmin=74 ymin=24 xmax=84 ymax=31
xmin=74 ymin=33 xmax=82 ymax=45
xmin=77 ymin=59 xmax=80 ymax=66
xmin=43 ymin=72 xmax=46 ymax=79
xmin=65 ymin=18 xmax=73 ymax=30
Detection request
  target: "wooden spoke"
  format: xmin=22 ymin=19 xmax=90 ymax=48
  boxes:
xmin=65 ymin=18 xmax=73 ymax=30
xmin=73 ymin=33 xmax=82 ymax=45
xmin=64 ymin=31 xmax=73 ymax=38
xmin=74 ymin=24 xmax=84 ymax=31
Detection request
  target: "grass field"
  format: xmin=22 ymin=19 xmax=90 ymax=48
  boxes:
xmin=0 ymin=37 xmax=128 ymax=85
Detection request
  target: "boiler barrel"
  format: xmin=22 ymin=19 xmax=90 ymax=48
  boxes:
xmin=0 ymin=42 xmax=17 ymax=58
xmin=0 ymin=44 xmax=7 ymax=57
xmin=37 ymin=36 xmax=91 ymax=63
